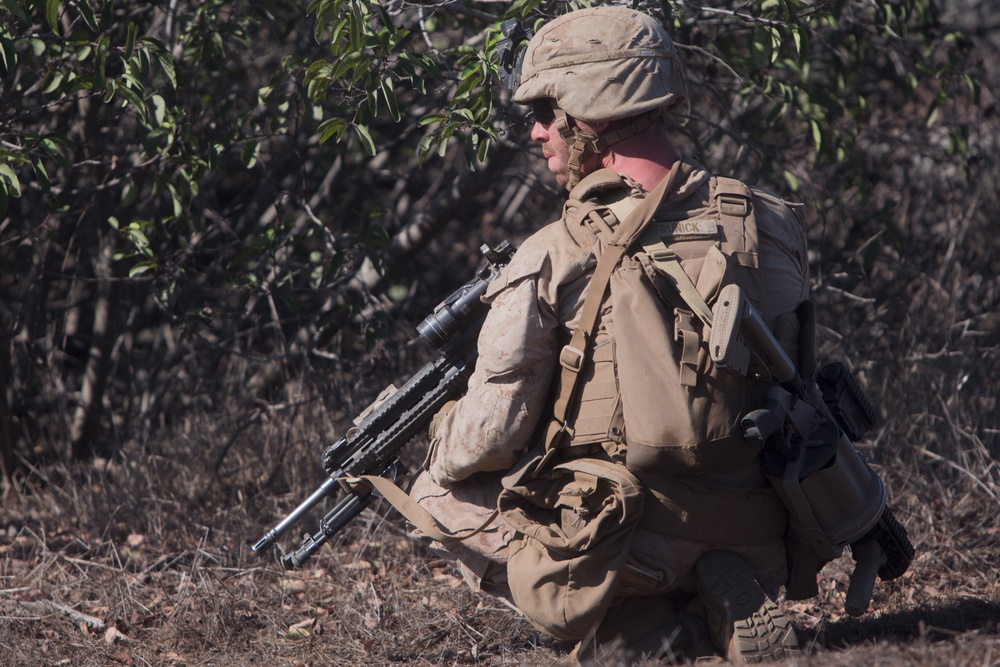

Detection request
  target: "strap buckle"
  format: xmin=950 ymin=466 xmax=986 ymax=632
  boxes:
xmin=560 ymin=344 xmax=585 ymax=372
xmin=718 ymin=193 xmax=749 ymax=217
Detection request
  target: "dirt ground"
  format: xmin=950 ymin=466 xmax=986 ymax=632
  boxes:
xmin=2 ymin=470 xmax=999 ymax=667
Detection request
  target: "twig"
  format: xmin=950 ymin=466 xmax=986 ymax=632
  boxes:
xmin=917 ymin=447 xmax=1000 ymax=506
xmin=0 ymin=599 xmax=107 ymax=631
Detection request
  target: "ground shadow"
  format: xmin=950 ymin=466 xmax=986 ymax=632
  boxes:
xmin=803 ymin=598 xmax=1000 ymax=649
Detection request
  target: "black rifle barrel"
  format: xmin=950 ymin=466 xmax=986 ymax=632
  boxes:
xmin=283 ymin=487 xmax=376 ymax=569
xmin=252 ymin=476 xmax=341 ymax=554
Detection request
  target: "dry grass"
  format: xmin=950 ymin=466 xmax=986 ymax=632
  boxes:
xmin=2 ymin=355 xmax=999 ymax=667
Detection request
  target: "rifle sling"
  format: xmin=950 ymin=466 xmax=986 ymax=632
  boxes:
xmin=346 ymin=474 xmax=499 ymax=543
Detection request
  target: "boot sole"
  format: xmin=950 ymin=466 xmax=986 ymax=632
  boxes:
xmin=696 ymin=550 xmax=800 ymax=663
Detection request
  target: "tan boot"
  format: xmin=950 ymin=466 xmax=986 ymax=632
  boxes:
xmin=695 ymin=550 xmax=800 ymax=663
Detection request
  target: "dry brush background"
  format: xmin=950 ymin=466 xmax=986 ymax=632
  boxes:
xmin=2 ymin=2 xmax=1000 ymax=666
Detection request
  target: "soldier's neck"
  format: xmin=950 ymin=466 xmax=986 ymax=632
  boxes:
xmin=600 ymin=129 xmax=680 ymax=192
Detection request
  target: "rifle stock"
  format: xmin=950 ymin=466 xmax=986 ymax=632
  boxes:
xmin=252 ymin=242 xmax=517 ymax=568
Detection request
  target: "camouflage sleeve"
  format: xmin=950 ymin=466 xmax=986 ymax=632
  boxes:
xmin=424 ymin=251 xmax=560 ymax=486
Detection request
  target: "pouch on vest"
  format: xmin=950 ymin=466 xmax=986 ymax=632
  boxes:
xmin=611 ymin=213 xmax=768 ymax=477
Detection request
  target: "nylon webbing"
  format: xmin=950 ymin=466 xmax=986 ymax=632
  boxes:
xmin=603 ymin=180 xmax=714 ymax=329
xmin=639 ymin=229 xmax=714 ymax=329
xmin=548 ymin=163 xmax=688 ymax=456
xmin=347 ymin=474 xmax=499 ymax=543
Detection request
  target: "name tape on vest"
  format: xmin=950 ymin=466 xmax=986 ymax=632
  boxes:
xmin=653 ymin=219 xmax=718 ymax=240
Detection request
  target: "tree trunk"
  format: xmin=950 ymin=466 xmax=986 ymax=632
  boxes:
xmin=69 ymin=230 xmax=116 ymax=460
xmin=0 ymin=316 xmax=14 ymax=484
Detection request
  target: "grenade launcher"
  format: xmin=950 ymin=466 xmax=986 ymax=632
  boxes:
xmin=252 ymin=241 xmax=516 ymax=568
xmin=710 ymin=283 xmax=915 ymax=616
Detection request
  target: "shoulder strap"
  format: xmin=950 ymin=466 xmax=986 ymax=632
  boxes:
xmin=638 ymin=230 xmax=714 ymax=328
xmin=613 ymin=174 xmax=755 ymax=331
xmin=544 ymin=164 xmax=688 ymax=461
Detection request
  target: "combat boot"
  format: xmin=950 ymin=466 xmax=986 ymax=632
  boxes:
xmin=695 ymin=550 xmax=800 ymax=663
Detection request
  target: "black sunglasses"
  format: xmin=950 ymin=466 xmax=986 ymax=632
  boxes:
xmin=530 ymin=99 xmax=556 ymax=125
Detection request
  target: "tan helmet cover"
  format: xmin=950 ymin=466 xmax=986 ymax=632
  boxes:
xmin=511 ymin=6 xmax=685 ymax=122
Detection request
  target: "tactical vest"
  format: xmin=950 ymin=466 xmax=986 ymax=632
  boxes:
xmin=553 ymin=164 xmax=805 ymax=544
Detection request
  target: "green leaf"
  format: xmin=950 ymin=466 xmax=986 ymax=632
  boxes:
xmin=2 ymin=0 xmax=30 ymax=25
xmin=121 ymin=180 xmax=138 ymax=206
xmin=150 ymin=94 xmax=166 ymax=125
xmin=317 ymin=117 xmax=347 ymax=144
xmin=45 ymin=0 xmax=60 ymax=33
xmin=418 ymin=113 xmax=448 ymax=127
xmin=809 ymin=118 xmax=822 ymax=153
xmin=789 ymin=24 xmax=803 ymax=60
xmin=925 ymin=91 xmax=947 ymax=127
xmin=0 ymin=163 xmax=21 ymax=197
xmin=0 ymin=184 xmax=7 ymax=219
xmin=416 ymin=133 xmax=434 ymax=164
xmin=783 ymin=169 xmax=800 ymax=192
xmin=454 ymin=68 xmax=481 ymax=100
xmin=0 ymin=28 xmax=16 ymax=73
xmin=165 ymin=182 xmax=181 ymax=218
xmin=476 ymin=134 xmax=490 ymax=163
xmin=353 ymin=123 xmax=375 ymax=155
xmin=380 ymin=77 xmax=399 ymax=122
xmin=74 ymin=0 xmax=99 ymax=32
xmin=31 ymin=156 xmax=50 ymax=192
xmin=751 ymin=27 xmax=773 ymax=71
xmin=962 ymin=73 xmax=980 ymax=105
xmin=128 ymin=260 xmax=157 ymax=278
xmin=95 ymin=34 xmax=108 ymax=84
xmin=140 ymin=38 xmax=176 ymax=89
xmin=240 ymin=139 xmax=260 ymax=168
xmin=124 ymin=21 xmax=137 ymax=60
xmin=115 ymin=84 xmax=147 ymax=121
xmin=42 ymin=70 xmax=64 ymax=95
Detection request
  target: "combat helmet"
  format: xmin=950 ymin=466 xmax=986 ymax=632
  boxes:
xmin=510 ymin=6 xmax=685 ymax=189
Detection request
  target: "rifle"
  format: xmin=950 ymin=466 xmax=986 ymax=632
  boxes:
xmin=710 ymin=283 xmax=914 ymax=616
xmin=252 ymin=241 xmax=517 ymax=569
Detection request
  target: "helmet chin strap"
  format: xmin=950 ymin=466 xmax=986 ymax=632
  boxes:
xmin=552 ymin=106 xmax=665 ymax=191
xmin=552 ymin=107 xmax=597 ymax=191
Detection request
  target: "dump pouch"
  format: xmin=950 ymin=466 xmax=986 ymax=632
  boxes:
xmin=498 ymin=456 xmax=645 ymax=641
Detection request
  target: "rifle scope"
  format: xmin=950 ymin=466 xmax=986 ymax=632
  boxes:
xmin=417 ymin=241 xmax=515 ymax=349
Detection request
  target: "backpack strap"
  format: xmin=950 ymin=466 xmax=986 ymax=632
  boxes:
xmin=612 ymin=174 xmax=759 ymax=327
xmin=543 ymin=164 xmax=688 ymax=464
xmin=638 ymin=229 xmax=714 ymax=328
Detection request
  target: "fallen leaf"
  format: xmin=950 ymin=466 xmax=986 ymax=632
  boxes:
xmin=284 ymin=617 xmax=316 ymax=640
xmin=105 ymin=625 xmax=131 ymax=645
